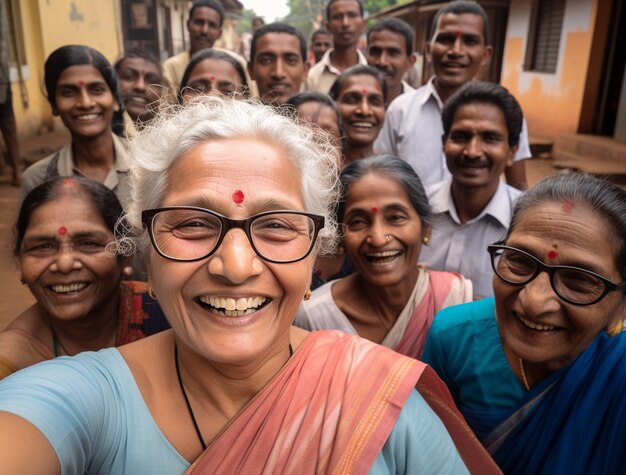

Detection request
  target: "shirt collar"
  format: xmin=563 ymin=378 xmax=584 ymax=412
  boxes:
xmin=419 ymin=77 xmax=445 ymax=109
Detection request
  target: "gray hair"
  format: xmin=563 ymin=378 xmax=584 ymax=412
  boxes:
xmin=123 ymin=98 xmax=340 ymax=256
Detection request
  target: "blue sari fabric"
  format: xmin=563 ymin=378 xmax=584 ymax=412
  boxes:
xmin=486 ymin=332 xmax=626 ymax=475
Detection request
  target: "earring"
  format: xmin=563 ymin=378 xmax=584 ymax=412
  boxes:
xmin=337 ymin=245 xmax=345 ymax=256
xmin=366 ymin=236 xmax=372 ymax=244
xmin=147 ymin=284 xmax=157 ymax=300
xmin=303 ymin=289 xmax=312 ymax=301
xmin=607 ymin=320 xmax=624 ymax=337
xmin=422 ymin=235 xmax=430 ymax=245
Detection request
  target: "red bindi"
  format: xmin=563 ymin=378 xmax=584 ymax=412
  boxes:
xmin=232 ymin=190 xmax=244 ymax=205
xmin=78 ymin=80 xmax=85 ymax=87
xmin=361 ymin=89 xmax=368 ymax=95
xmin=371 ymin=207 xmax=378 ymax=213
xmin=58 ymin=226 xmax=67 ymax=236
xmin=562 ymin=199 xmax=575 ymax=213
xmin=210 ymin=75 xmax=216 ymax=81
xmin=547 ymin=250 xmax=558 ymax=259
xmin=455 ymin=30 xmax=462 ymax=38
xmin=63 ymin=177 xmax=75 ymax=187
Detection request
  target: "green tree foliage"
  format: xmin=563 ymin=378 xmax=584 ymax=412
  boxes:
xmin=236 ymin=8 xmax=257 ymax=35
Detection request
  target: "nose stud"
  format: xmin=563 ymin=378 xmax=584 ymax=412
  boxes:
xmin=385 ymin=235 xmax=391 ymax=242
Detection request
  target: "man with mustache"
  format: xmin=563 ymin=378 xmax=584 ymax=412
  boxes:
xmin=305 ymin=0 xmax=367 ymax=94
xmin=366 ymin=18 xmax=415 ymax=104
xmin=114 ymin=49 xmax=163 ymax=134
xmin=419 ymin=81 xmax=523 ymax=299
xmin=375 ymin=0 xmax=530 ymax=190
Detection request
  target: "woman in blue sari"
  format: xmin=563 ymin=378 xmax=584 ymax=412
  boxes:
xmin=423 ymin=173 xmax=626 ymax=475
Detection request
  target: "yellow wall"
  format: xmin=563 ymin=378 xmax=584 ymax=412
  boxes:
xmin=500 ymin=0 xmax=598 ymax=139
xmin=10 ymin=1 xmax=124 ymax=138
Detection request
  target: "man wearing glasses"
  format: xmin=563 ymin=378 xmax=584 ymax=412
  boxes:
xmin=418 ymin=81 xmax=522 ymax=299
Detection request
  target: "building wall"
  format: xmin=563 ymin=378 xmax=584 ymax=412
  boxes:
xmin=500 ymin=0 xmax=598 ymax=139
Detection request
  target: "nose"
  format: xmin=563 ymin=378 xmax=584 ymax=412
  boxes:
xmin=356 ymin=97 xmax=372 ymax=116
xmin=77 ymin=88 xmax=94 ymax=108
xmin=450 ymin=35 xmax=464 ymax=55
xmin=272 ymin=59 xmax=286 ymax=79
xmin=207 ymin=229 xmax=264 ymax=284
xmin=376 ymin=52 xmax=389 ymax=67
xmin=134 ymin=74 xmax=147 ymax=91
xmin=200 ymin=21 xmax=211 ymax=34
xmin=366 ymin=219 xmax=389 ymax=247
xmin=463 ymin=135 xmax=483 ymax=159
xmin=517 ymin=271 xmax=561 ymax=315
xmin=341 ymin=15 xmax=350 ymax=28
xmin=50 ymin=245 xmax=83 ymax=274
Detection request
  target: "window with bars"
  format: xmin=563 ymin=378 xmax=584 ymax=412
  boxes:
xmin=524 ymin=0 xmax=566 ymax=73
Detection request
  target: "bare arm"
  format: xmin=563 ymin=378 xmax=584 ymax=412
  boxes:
xmin=0 ymin=411 xmax=60 ymax=475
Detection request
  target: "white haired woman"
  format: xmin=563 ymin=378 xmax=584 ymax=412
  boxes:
xmin=0 ymin=99 xmax=498 ymax=473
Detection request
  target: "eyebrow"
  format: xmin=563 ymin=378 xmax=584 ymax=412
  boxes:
xmin=22 ymin=231 xmax=111 ymax=241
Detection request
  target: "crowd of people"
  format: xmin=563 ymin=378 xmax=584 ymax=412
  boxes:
xmin=0 ymin=0 xmax=624 ymax=474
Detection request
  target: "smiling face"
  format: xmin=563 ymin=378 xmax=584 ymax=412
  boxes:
xmin=117 ymin=57 xmax=163 ymax=122
xmin=342 ymin=172 xmax=423 ymax=288
xmin=188 ymin=6 xmax=223 ymax=54
xmin=444 ymin=102 xmax=516 ymax=193
xmin=495 ymin=202 xmax=626 ymax=373
xmin=249 ymin=32 xmax=308 ymax=105
xmin=336 ymin=74 xmax=385 ymax=149
xmin=326 ymin=0 xmax=365 ymax=49
xmin=182 ymin=58 xmax=245 ymax=101
xmin=53 ymin=64 xmax=119 ymax=139
xmin=426 ymin=13 xmax=492 ymax=98
xmin=149 ymin=138 xmax=314 ymax=364
xmin=366 ymin=29 xmax=412 ymax=93
xmin=19 ymin=196 xmax=124 ymax=323
xmin=311 ymin=32 xmax=333 ymax=62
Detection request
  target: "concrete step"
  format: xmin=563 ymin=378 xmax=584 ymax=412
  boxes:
xmin=553 ymin=133 xmax=626 ymax=168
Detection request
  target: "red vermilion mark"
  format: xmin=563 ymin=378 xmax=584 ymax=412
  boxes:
xmin=371 ymin=207 xmax=378 ymax=213
xmin=63 ymin=177 xmax=75 ymax=187
xmin=232 ymin=190 xmax=244 ymax=205
xmin=455 ymin=30 xmax=462 ymax=38
xmin=361 ymin=89 xmax=368 ymax=95
xmin=562 ymin=199 xmax=575 ymax=213
xmin=210 ymin=75 xmax=216 ymax=81
xmin=78 ymin=80 xmax=85 ymax=87
xmin=58 ymin=226 xmax=68 ymax=236
xmin=547 ymin=250 xmax=558 ymax=259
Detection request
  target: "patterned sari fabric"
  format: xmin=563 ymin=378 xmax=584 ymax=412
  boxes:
xmin=484 ymin=332 xmax=626 ymax=475
xmin=185 ymin=331 xmax=499 ymax=475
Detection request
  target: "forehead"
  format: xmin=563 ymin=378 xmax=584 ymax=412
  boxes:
xmin=313 ymin=33 xmax=332 ymax=43
xmin=26 ymin=195 xmax=109 ymax=233
xmin=451 ymin=102 xmax=507 ymax=132
xmin=119 ymin=57 xmax=160 ymax=75
xmin=339 ymin=74 xmax=383 ymax=94
xmin=189 ymin=58 xmax=238 ymax=80
xmin=190 ymin=6 xmax=221 ymax=22
xmin=297 ymin=102 xmax=338 ymax=121
xmin=346 ymin=172 xmax=412 ymax=208
xmin=329 ymin=0 xmax=362 ymax=16
xmin=57 ymin=64 xmax=107 ymax=86
xmin=368 ymin=29 xmax=407 ymax=51
xmin=255 ymin=33 xmax=301 ymax=56
xmin=435 ymin=12 xmax=485 ymax=38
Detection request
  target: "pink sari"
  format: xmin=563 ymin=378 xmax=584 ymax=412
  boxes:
xmin=185 ymin=330 xmax=499 ymax=474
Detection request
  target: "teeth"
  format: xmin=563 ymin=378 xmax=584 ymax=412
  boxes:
xmin=198 ymin=296 xmax=267 ymax=316
xmin=518 ymin=315 xmax=555 ymax=331
xmin=77 ymin=114 xmax=100 ymax=120
xmin=51 ymin=282 xmax=88 ymax=294
xmin=365 ymin=251 xmax=400 ymax=257
xmin=351 ymin=122 xmax=373 ymax=128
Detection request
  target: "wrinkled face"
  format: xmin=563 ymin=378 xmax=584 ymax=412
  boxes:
xmin=336 ymin=74 xmax=385 ymax=148
xmin=342 ymin=172 xmax=423 ymax=287
xmin=249 ymin=33 xmax=308 ymax=105
xmin=182 ymin=58 xmax=245 ymax=101
xmin=311 ymin=33 xmax=333 ymax=62
xmin=53 ymin=64 xmax=119 ymax=139
xmin=366 ymin=29 xmax=413 ymax=91
xmin=117 ymin=57 xmax=163 ymax=122
xmin=188 ymin=6 xmax=222 ymax=53
xmin=444 ymin=102 xmax=516 ymax=190
xmin=149 ymin=138 xmax=315 ymax=364
xmin=19 ymin=196 xmax=124 ymax=322
xmin=426 ymin=13 xmax=492 ymax=91
xmin=326 ymin=0 xmax=365 ymax=49
xmin=494 ymin=202 xmax=626 ymax=373
xmin=296 ymin=101 xmax=341 ymax=148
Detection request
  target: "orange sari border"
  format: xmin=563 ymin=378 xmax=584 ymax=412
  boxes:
xmin=186 ymin=330 xmax=500 ymax=474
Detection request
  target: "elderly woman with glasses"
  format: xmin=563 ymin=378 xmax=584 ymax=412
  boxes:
xmin=0 ymin=99 xmax=499 ymax=474
xmin=422 ymin=173 xmax=626 ymax=475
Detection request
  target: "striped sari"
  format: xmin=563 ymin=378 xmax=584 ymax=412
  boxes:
xmin=185 ymin=330 xmax=499 ymax=474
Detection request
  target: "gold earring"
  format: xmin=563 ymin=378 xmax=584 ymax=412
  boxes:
xmin=303 ymin=289 xmax=312 ymax=301
xmin=147 ymin=284 xmax=157 ymax=300
xmin=422 ymin=235 xmax=430 ymax=245
xmin=607 ymin=320 xmax=623 ymax=337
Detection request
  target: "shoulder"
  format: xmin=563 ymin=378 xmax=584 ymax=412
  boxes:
xmin=163 ymin=51 xmax=188 ymax=68
xmin=430 ymin=298 xmax=496 ymax=336
xmin=424 ymin=268 xmax=473 ymax=306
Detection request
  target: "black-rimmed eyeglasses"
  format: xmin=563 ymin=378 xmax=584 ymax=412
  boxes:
xmin=488 ymin=243 xmax=626 ymax=306
xmin=142 ymin=207 xmax=325 ymax=264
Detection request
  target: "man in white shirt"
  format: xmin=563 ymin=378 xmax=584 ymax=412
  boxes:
xmin=375 ymin=0 xmax=529 ymax=190
xmin=419 ymin=82 xmax=523 ymax=298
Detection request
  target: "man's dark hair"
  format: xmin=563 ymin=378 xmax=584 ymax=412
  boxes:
xmin=114 ymin=48 xmax=162 ymax=76
xmin=367 ymin=18 xmax=414 ymax=57
xmin=189 ymin=0 xmax=224 ymax=27
xmin=311 ymin=27 xmax=331 ymax=42
xmin=430 ymin=0 xmax=489 ymax=45
xmin=250 ymin=23 xmax=307 ymax=63
xmin=325 ymin=0 xmax=364 ymax=21
xmin=442 ymin=82 xmax=523 ymax=147
xmin=329 ymin=64 xmax=388 ymax=104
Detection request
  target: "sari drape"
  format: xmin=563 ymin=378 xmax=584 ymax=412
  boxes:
xmin=186 ymin=330 xmax=499 ymax=474
xmin=484 ymin=332 xmax=626 ymax=475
